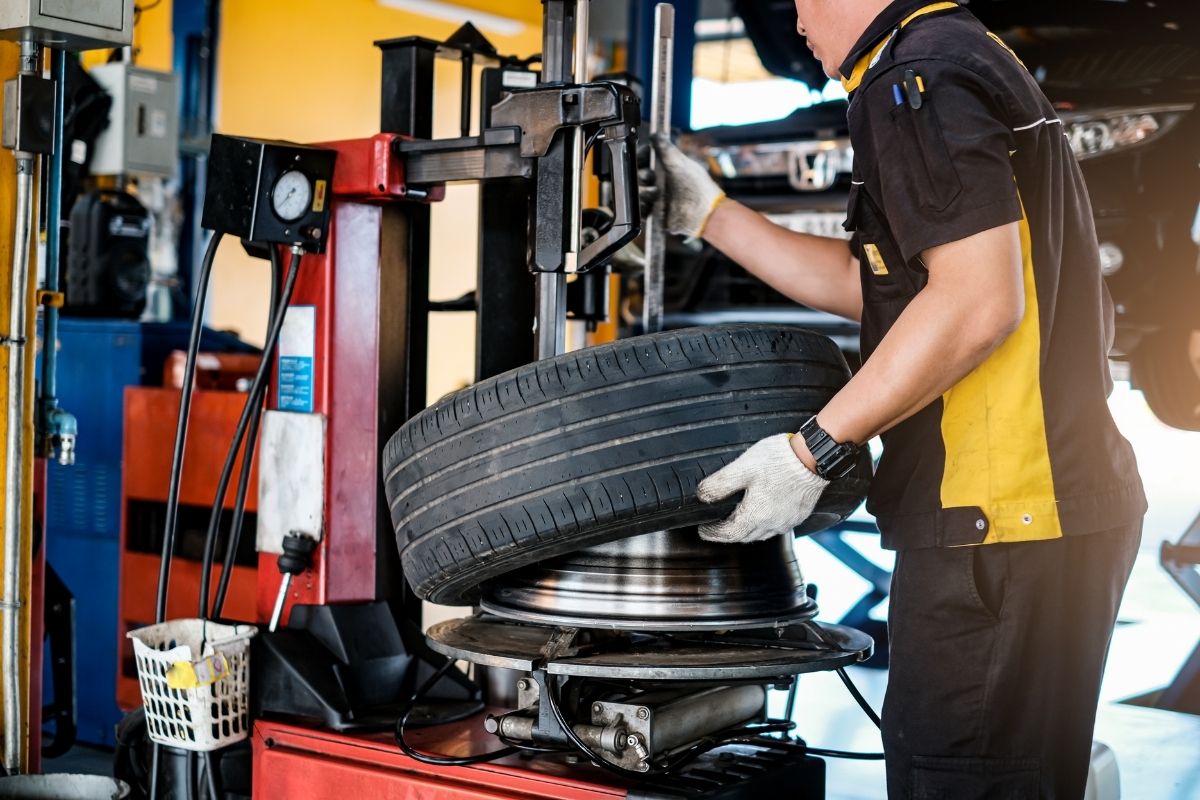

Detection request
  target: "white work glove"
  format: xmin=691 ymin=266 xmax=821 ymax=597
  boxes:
xmin=645 ymin=133 xmax=727 ymax=239
xmin=697 ymin=434 xmax=830 ymax=544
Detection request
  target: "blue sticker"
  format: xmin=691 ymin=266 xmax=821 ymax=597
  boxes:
xmin=278 ymin=355 xmax=314 ymax=412
xmin=277 ymin=305 xmax=316 ymax=414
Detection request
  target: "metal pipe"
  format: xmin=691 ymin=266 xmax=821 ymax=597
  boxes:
xmin=564 ymin=0 xmax=590 ymax=275
xmin=649 ymin=685 xmax=764 ymax=754
xmin=534 ymin=0 xmax=586 ymax=357
xmin=268 ymin=574 xmax=292 ymax=632
xmin=42 ymin=50 xmax=65 ymax=404
xmin=2 ymin=36 xmax=40 ymax=776
xmin=37 ymin=49 xmax=75 ymax=467
xmin=642 ymin=3 xmax=674 ymax=334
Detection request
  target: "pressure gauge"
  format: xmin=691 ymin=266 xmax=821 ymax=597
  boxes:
xmin=203 ymin=135 xmax=336 ymax=252
xmin=271 ymin=169 xmax=312 ymax=222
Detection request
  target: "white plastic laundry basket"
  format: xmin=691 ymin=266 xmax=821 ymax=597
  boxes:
xmin=127 ymin=618 xmax=256 ymax=751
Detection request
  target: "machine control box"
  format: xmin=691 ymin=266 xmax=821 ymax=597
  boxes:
xmin=2 ymin=73 xmax=55 ymax=154
xmin=0 ymin=0 xmax=134 ymax=50
xmin=88 ymin=63 xmax=179 ymax=178
xmin=202 ymin=135 xmax=337 ymax=252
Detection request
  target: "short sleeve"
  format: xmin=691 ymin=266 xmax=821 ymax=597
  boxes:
xmin=847 ymin=231 xmax=863 ymax=261
xmin=859 ymin=60 xmax=1023 ymax=263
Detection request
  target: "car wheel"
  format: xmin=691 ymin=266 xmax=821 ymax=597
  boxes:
xmin=1131 ymin=325 xmax=1200 ymax=432
xmin=383 ymin=325 xmax=873 ymax=605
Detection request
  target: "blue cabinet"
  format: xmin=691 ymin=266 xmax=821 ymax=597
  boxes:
xmin=44 ymin=319 xmax=141 ymax=747
xmin=40 ymin=319 xmax=256 ymax=746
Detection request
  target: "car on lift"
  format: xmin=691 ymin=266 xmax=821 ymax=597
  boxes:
xmin=667 ymin=0 xmax=1200 ymax=430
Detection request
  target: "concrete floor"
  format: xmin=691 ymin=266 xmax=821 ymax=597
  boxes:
xmin=43 ymin=743 xmax=113 ymax=777
xmin=41 ymin=385 xmax=1200 ymax=798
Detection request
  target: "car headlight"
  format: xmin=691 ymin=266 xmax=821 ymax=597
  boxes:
xmin=1062 ymin=105 xmax=1191 ymax=161
xmin=680 ymin=138 xmax=855 ymax=193
xmin=694 ymin=142 xmax=794 ymax=180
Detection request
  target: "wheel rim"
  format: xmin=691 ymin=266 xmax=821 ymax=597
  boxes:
xmin=481 ymin=528 xmax=818 ymax=631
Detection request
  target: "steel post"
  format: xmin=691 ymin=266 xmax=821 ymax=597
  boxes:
xmin=477 ymin=69 xmax=535 ymax=379
xmin=535 ymin=0 xmax=585 ymax=357
xmin=535 ymin=273 xmax=568 ymax=358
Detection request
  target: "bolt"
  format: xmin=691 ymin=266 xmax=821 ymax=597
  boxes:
xmin=564 ymin=754 xmax=580 ymax=765
xmin=592 ymin=703 xmax=604 ymax=716
xmin=636 ymin=707 xmax=649 ymax=720
xmin=627 ymin=733 xmax=649 ymax=762
xmin=483 ymin=715 xmax=499 ymax=734
xmin=517 ymin=679 xmax=530 ymax=692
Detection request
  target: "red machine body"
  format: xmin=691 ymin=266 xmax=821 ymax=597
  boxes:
xmin=254 ymin=719 xmax=631 ymax=800
xmin=252 ymin=133 xmax=438 ymax=623
xmin=248 ymin=132 xmax=561 ymax=794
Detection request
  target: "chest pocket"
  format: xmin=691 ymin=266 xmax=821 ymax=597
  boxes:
xmin=845 ymin=185 xmax=927 ymax=303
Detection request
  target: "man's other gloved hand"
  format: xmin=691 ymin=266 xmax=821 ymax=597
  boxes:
xmin=637 ymin=134 xmax=727 ymax=239
xmin=697 ymin=434 xmax=830 ymax=544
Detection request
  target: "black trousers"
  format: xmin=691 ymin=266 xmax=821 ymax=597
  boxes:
xmin=882 ymin=523 xmax=1142 ymax=799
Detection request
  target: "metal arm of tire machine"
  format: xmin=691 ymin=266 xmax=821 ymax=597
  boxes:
xmin=394 ymin=1 xmax=641 ymax=361
xmin=250 ymin=0 xmax=640 ymax=727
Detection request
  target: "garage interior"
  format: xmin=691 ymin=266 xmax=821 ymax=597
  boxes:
xmin=0 ymin=1 xmax=1198 ymax=798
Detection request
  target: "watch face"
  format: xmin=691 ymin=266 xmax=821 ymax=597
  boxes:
xmin=271 ymin=170 xmax=312 ymax=222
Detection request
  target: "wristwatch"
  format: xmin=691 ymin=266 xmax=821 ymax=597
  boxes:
xmin=798 ymin=417 xmax=860 ymax=480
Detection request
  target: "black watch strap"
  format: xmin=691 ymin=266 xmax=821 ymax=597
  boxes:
xmin=798 ymin=417 xmax=860 ymax=480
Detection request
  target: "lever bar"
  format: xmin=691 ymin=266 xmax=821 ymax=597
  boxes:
xmin=642 ymin=3 xmax=674 ymax=334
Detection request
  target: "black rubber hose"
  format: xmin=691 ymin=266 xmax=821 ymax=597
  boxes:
xmin=198 ymin=248 xmax=302 ymax=618
xmin=210 ymin=247 xmax=282 ymax=619
xmin=836 ymin=667 xmax=882 ymax=729
xmin=155 ymin=231 xmax=223 ymax=624
xmin=803 ymin=621 xmax=883 ymax=730
xmin=799 ymin=745 xmax=885 ymax=761
xmin=393 ymin=658 xmax=521 ymax=766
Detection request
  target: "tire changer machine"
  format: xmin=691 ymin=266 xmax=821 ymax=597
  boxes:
xmin=206 ymin=2 xmax=876 ymax=797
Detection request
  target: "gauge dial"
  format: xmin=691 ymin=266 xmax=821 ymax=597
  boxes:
xmin=271 ymin=170 xmax=312 ymax=222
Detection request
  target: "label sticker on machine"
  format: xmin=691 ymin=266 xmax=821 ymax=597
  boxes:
xmin=312 ymin=179 xmax=328 ymax=213
xmin=278 ymin=305 xmax=316 ymax=413
xmin=150 ymin=109 xmax=168 ymax=139
xmin=502 ymin=70 xmax=538 ymax=89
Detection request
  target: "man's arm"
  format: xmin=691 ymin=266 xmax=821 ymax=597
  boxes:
xmin=651 ymin=137 xmax=862 ymax=322
xmin=792 ymin=221 xmax=1025 ymax=467
xmin=703 ymin=200 xmax=863 ymax=322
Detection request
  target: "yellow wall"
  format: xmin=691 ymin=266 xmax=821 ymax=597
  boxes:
xmin=80 ymin=0 xmax=173 ymax=70
xmin=212 ymin=0 xmax=543 ymax=402
xmin=133 ymin=0 xmax=174 ymax=71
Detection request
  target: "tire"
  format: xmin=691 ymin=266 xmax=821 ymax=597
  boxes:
xmin=1131 ymin=325 xmax=1200 ymax=432
xmin=383 ymin=325 xmax=872 ymax=605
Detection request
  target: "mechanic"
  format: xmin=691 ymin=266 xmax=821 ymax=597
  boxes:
xmin=648 ymin=1 xmax=1148 ymax=797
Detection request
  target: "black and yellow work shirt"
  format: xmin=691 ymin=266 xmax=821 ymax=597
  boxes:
xmin=839 ymin=0 xmax=1146 ymax=549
